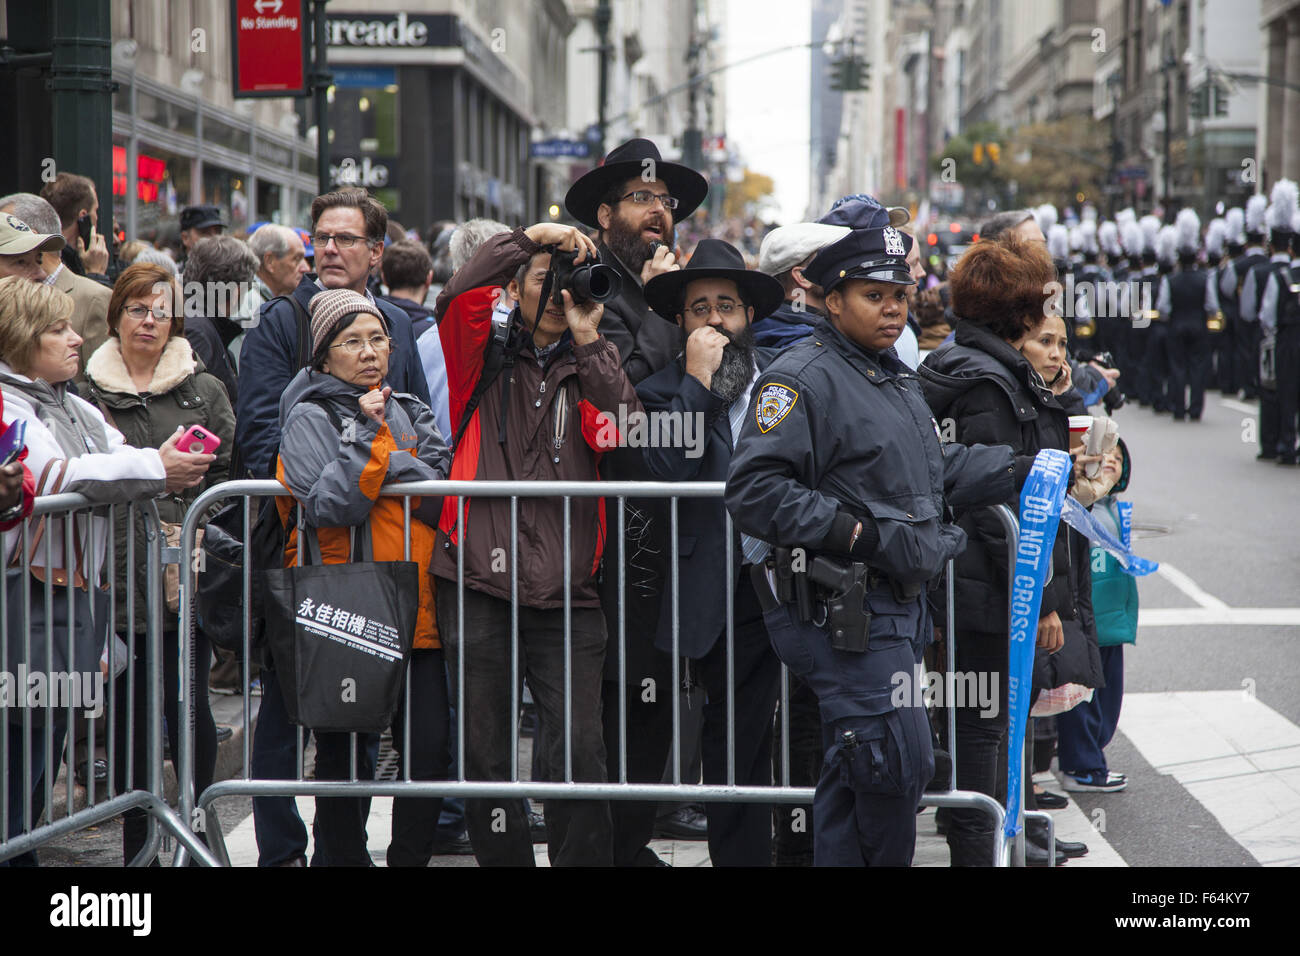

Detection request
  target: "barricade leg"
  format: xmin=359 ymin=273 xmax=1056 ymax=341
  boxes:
xmin=697 ymin=576 xmax=780 ymax=866
xmin=387 ymin=647 xmax=451 ymax=867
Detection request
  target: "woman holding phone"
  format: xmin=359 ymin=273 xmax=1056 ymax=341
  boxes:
xmin=84 ymin=261 xmax=234 ymax=864
xmin=0 ymin=276 xmax=212 ymax=866
xmin=919 ymin=234 xmax=1103 ymax=866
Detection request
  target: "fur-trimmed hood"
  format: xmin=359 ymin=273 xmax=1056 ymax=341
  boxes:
xmin=85 ymin=335 xmax=198 ymax=398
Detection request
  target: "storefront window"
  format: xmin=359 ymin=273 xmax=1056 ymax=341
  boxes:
xmin=113 ymin=80 xmax=132 ymax=116
xmin=257 ymin=179 xmax=284 ymax=224
xmin=133 ymin=143 xmax=191 ymax=241
xmin=137 ymin=90 xmax=196 ymax=137
xmin=112 ymin=135 xmax=129 ymax=235
xmin=206 ymin=117 xmax=251 ymax=155
xmin=202 ymin=164 xmax=251 ymax=234
xmin=329 ymin=68 xmax=400 ymax=214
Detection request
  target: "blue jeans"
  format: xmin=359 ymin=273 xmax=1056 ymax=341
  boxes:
xmin=250 ymin=668 xmax=312 ymax=866
xmin=1057 ymin=645 xmax=1124 ymax=777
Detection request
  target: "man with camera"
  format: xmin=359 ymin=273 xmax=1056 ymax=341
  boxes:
xmin=431 ymin=222 xmax=642 ymax=866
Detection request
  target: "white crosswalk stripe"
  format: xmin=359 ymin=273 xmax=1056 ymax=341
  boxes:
xmin=1118 ymin=690 xmax=1300 ymax=866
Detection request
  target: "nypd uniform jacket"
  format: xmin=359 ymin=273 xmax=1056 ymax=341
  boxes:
xmin=726 ymin=317 xmax=1019 ymax=605
xmin=726 ymin=315 xmax=1022 ymax=867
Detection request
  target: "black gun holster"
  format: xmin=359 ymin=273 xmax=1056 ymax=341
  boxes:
xmin=808 ymin=556 xmax=871 ymax=653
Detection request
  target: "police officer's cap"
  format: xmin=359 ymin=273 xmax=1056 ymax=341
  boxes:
xmin=805 ymin=226 xmax=915 ymax=295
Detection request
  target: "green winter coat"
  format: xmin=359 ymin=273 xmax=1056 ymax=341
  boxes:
xmin=84 ymin=335 xmax=235 ymax=633
xmin=1089 ymin=496 xmax=1138 ymax=647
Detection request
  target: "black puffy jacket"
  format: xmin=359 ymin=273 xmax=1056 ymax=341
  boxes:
xmin=919 ymin=320 xmax=1103 ymax=690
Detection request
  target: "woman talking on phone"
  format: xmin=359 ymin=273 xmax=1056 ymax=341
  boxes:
xmin=919 ymin=234 xmax=1103 ymax=866
xmin=84 ymin=261 xmax=234 ymax=864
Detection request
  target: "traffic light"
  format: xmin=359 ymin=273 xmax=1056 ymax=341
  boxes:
xmin=828 ymin=55 xmax=870 ymax=91
xmin=829 ymin=58 xmax=850 ymax=91
xmin=986 ymin=142 xmax=1001 ymax=164
xmin=973 ymin=142 xmax=984 ymax=164
xmin=1214 ymin=85 xmax=1229 ymax=116
xmin=1189 ymin=86 xmax=1207 ymax=119
xmin=849 ymin=58 xmax=870 ymax=91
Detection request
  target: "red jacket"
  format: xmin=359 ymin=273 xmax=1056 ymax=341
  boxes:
xmin=432 ymin=228 xmax=641 ymax=608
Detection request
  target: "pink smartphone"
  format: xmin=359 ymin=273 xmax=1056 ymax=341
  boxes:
xmin=178 ymin=424 xmax=221 ymax=455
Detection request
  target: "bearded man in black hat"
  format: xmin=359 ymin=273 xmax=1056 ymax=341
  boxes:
xmin=568 ymin=139 xmax=712 ymax=858
xmin=564 ymin=137 xmax=709 ymax=384
xmin=602 ymin=239 xmax=786 ymax=866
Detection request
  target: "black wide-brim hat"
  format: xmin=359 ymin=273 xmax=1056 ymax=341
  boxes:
xmin=565 ymin=138 xmax=709 ymax=230
xmin=644 ymin=238 xmax=785 ymax=322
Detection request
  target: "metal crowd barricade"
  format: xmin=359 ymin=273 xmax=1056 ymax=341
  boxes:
xmin=178 ymin=478 xmax=1025 ymax=868
xmin=0 ymin=493 xmax=216 ymax=866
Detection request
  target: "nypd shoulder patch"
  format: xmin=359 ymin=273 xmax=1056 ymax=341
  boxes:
xmin=756 ymin=382 xmax=799 ymax=433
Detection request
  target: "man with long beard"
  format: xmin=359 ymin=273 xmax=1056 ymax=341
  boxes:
xmin=564 ymin=138 xmax=708 ymax=385
xmin=566 ymin=139 xmax=713 ymax=862
xmin=626 ymin=239 xmax=787 ymax=865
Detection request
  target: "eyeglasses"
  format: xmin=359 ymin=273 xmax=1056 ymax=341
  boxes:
xmin=310 ymin=232 xmax=373 ymax=250
xmin=328 ymin=334 xmax=391 ymax=354
xmin=122 ymin=305 xmax=174 ymax=322
xmin=616 ymin=190 xmax=679 ymax=211
xmin=689 ymin=300 xmax=742 ymax=318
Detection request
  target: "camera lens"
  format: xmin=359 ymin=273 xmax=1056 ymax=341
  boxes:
xmin=566 ymin=263 xmax=621 ymax=304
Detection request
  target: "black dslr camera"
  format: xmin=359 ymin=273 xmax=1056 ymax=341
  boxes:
xmin=1085 ymin=349 xmax=1126 ymax=412
xmin=547 ymin=247 xmax=622 ymax=306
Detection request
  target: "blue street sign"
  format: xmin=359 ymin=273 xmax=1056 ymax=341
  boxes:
xmin=530 ymin=139 xmax=591 ymax=159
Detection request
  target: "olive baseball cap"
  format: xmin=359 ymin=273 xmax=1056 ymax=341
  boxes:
xmin=0 ymin=213 xmax=65 ymax=256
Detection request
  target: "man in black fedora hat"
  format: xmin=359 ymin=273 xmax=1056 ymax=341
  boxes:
xmin=564 ymin=137 xmax=708 ymax=384
xmin=601 ymin=238 xmax=786 ymax=866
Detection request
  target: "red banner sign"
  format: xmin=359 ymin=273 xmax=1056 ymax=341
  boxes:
xmin=231 ymin=0 xmax=310 ymax=98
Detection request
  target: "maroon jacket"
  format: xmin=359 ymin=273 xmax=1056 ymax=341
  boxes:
xmin=432 ymin=227 xmax=642 ymax=608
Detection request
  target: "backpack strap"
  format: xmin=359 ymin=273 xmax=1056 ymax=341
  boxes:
xmin=263 ymin=293 xmax=315 ymax=371
xmin=301 ymin=396 xmax=345 ymax=434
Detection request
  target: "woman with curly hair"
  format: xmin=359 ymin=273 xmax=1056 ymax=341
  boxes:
xmin=919 ymin=234 xmax=1104 ymax=866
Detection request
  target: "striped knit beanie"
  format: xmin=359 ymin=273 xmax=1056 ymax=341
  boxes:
xmin=308 ymin=288 xmax=384 ymax=358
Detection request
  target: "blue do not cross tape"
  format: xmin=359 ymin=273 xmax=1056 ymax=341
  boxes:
xmin=1004 ymin=448 xmax=1071 ymax=840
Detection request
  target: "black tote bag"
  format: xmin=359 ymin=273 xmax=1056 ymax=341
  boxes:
xmin=262 ymin=523 xmax=418 ymax=734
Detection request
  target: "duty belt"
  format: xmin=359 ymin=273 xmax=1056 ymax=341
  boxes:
xmin=751 ymin=550 xmax=923 ymax=653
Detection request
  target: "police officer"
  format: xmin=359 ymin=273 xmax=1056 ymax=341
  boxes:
xmin=1242 ymin=184 xmax=1297 ymax=460
xmin=1255 ymin=183 xmax=1300 ymax=464
xmin=725 ymin=227 xmax=1035 ymax=866
xmin=1158 ymin=209 xmax=1220 ymax=421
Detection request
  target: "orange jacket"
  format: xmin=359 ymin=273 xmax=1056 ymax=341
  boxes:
xmin=276 ymin=369 xmax=451 ymax=649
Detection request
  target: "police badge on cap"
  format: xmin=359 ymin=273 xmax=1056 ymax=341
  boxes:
xmin=804 ymin=227 xmax=915 ymax=295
